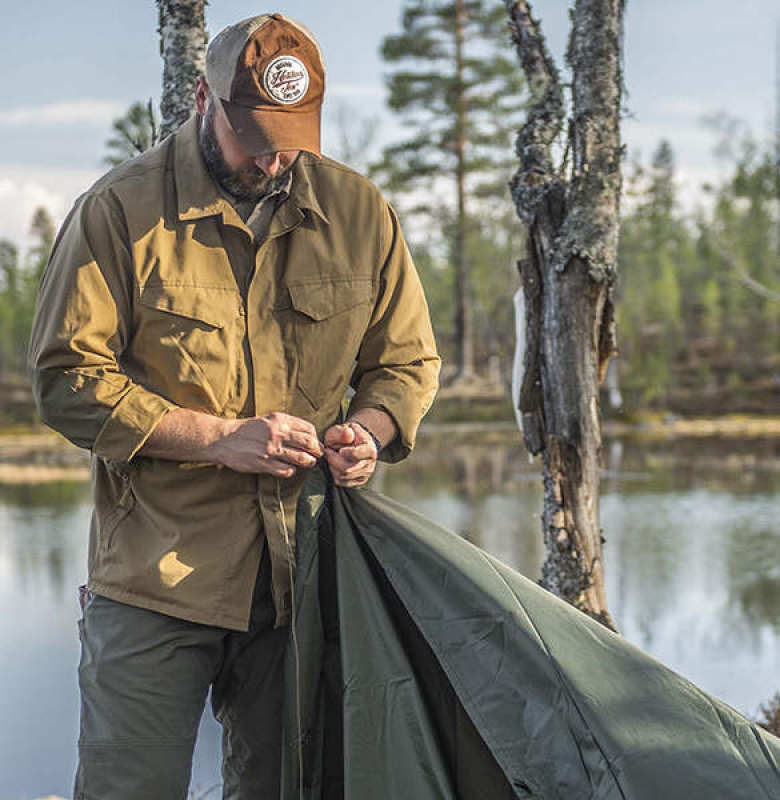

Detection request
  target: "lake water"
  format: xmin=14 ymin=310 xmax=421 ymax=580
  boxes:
xmin=1 ymin=430 xmax=779 ymax=799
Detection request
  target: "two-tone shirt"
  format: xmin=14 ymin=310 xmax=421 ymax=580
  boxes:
xmin=29 ymin=114 xmax=440 ymax=630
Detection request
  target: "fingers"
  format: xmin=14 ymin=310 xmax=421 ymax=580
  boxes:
xmin=336 ymin=441 xmax=376 ymax=462
xmin=330 ymin=467 xmax=373 ymax=487
xmin=275 ymin=444 xmax=318 ymax=469
xmin=284 ymin=429 xmax=324 ymax=458
xmin=324 ymin=419 xmax=379 ymax=487
xmin=325 ymin=446 xmax=376 ymax=487
xmin=324 ymin=447 xmax=374 ymax=478
xmin=260 ymin=458 xmax=297 ymax=479
xmin=264 ymin=412 xmax=319 ymax=440
xmin=261 ymin=412 xmax=323 ymax=463
xmin=324 ymin=424 xmax=356 ymax=449
xmin=333 ymin=475 xmax=372 ymax=487
xmin=248 ymin=415 xmax=375 ymax=483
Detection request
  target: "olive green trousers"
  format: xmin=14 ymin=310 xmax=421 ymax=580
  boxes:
xmin=74 ymin=545 xmax=288 ymax=799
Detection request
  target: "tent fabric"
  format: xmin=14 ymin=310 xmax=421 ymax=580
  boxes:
xmin=280 ymin=475 xmax=780 ymax=799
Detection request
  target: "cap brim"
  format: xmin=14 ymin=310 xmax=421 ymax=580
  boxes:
xmin=221 ymin=101 xmax=322 ymax=158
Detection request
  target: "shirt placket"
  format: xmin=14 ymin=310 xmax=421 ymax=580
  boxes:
xmin=249 ymin=196 xmax=310 ymax=626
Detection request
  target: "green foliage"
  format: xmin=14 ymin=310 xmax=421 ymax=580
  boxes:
xmin=467 ymin=210 xmax=523 ymax=371
xmin=412 ymin=242 xmax=455 ymax=363
xmin=617 ymin=120 xmax=780 ymax=412
xmin=377 ymin=0 xmax=523 ymax=197
xmin=617 ymin=141 xmax=687 ymax=404
xmin=104 ymin=99 xmax=159 ymax=167
xmin=649 ymin=250 xmax=682 ymax=333
xmin=0 ymin=207 xmax=56 ymax=379
xmin=377 ymin=0 xmax=525 ymax=378
xmin=408 ymin=207 xmax=522 ymax=380
xmin=757 ymin=693 xmax=780 ymax=737
xmin=700 ymin=278 xmax=721 ymax=337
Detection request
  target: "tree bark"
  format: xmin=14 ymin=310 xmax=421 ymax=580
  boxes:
xmin=453 ymin=0 xmax=476 ymax=380
xmin=157 ymin=0 xmax=208 ymax=140
xmin=505 ymin=0 xmax=622 ymax=630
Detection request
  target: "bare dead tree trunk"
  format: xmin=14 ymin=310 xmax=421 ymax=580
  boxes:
xmin=505 ymin=0 xmax=623 ymax=630
xmin=157 ymin=0 xmax=207 ymax=140
xmin=454 ymin=0 xmax=476 ymax=380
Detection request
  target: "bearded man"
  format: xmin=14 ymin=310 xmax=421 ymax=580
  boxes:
xmin=29 ymin=13 xmax=439 ymax=799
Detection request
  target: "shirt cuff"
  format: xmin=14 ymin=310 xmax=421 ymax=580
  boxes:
xmin=93 ymin=384 xmax=179 ymax=463
xmin=348 ymin=390 xmax=429 ymax=464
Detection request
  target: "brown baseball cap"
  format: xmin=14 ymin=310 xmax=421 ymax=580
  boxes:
xmin=205 ymin=13 xmax=325 ymax=157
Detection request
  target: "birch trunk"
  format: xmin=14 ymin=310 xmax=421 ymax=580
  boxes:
xmin=157 ymin=0 xmax=207 ymax=140
xmin=505 ymin=0 xmax=623 ymax=629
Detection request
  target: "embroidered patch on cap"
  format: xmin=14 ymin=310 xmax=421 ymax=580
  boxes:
xmin=263 ymin=55 xmax=310 ymax=105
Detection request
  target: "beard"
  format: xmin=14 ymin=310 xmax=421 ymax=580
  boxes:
xmin=199 ymin=102 xmax=270 ymax=203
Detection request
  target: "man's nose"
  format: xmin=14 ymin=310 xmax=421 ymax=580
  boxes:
xmin=255 ymin=152 xmax=281 ymax=176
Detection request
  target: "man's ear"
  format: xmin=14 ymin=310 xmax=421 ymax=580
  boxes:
xmin=194 ymin=76 xmax=210 ymax=116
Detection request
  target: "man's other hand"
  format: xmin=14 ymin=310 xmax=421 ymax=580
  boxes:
xmin=324 ymin=422 xmax=379 ymax=487
xmin=212 ymin=412 xmax=323 ymax=477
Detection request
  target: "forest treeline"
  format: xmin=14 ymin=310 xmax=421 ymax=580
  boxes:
xmin=418 ymin=121 xmax=780 ymax=415
xmin=618 ymin=127 xmax=780 ymax=414
xmin=0 ymin=208 xmax=55 ymax=381
xmin=3 ymin=0 xmax=775 ymax=422
xmin=1 ymin=125 xmax=778 ymax=418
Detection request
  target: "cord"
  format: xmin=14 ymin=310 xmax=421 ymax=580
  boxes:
xmin=277 ymin=479 xmax=305 ymax=800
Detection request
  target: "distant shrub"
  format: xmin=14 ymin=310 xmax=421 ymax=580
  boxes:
xmin=757 ymin=692 xmax=780 ymax=737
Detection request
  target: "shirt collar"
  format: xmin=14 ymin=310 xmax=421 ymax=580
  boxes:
xmin=289 ymin=154 xmax=329 ymax=225
xmin=174 ymin=115 xmax=229 ymax=222
xmin=174 ymin=114 xmax=328 ymax=227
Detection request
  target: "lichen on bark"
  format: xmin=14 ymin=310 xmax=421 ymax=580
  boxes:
xmin=504 ymin=0 xmax=623 ymax=630
xmin=157 ymin=0 xmax=208 ymax=140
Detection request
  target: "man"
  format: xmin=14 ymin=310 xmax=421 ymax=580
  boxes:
xmin=29 ymin=13 xmax=439 ymax=799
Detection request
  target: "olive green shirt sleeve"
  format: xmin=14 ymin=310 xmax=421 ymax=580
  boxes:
xmin=28 ymin=191 xmax=178 ymax=463
xmin=348 ymin=201 xmax=441 ymax=463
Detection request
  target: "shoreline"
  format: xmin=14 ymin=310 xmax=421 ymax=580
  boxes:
xmin=4 ymin=413 xmax=780 ymax=483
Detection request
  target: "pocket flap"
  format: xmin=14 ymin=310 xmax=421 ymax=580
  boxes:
xmin=287 ymin=278 xmax=374 ymax=321
xmin=138 ymin=285 xmax=240 ymax=329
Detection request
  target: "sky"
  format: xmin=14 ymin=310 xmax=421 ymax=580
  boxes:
xmin=0 ymin=0 xmax=778 ymax=247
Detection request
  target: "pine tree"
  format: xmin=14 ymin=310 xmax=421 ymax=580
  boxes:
xmin=617 ymin=140 xmax=695 ymax=404
xmin=0 ymin=240 xmax=20 ymax=377
xmin=28 ymin=208 xmax=56 ymax=284
xmin=379 ymin=0 xmax=525 ymax=381
xmin=105 ymin=100 xmax=159 ymax=166
xmin=0 ymin=207 xmax=55 ymax=378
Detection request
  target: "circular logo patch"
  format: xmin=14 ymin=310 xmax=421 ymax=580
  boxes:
xmin=263 ymin=55 xmax=309 ymax=105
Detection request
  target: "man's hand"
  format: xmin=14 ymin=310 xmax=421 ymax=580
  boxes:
xmin=212 ymin=412 xmax=323 ymax=476
xmin=141 ymin=409 xmax=323 ymax=477
xmin=324 ymin=422 xmax=379 ymax=487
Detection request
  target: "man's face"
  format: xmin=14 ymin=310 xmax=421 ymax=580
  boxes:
xmin=196 ymin=78 xmax=300 ymax=202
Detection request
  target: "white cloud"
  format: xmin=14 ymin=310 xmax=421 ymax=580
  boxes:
xmin=0 ymin=179 xmax=67 ymax=245
xmin=0 ymin=167 xmax=101 ymax=245
xmin=0 ymin=100 xmax=125 ymax=127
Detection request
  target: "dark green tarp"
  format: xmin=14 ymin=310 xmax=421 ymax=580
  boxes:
xmin=281 ymin=474 xmax=780 ymax=799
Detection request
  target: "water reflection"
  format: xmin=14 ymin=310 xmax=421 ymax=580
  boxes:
xmin=0 ymin=479 xmax=90 ymax=509
xmin=1 ymin=432 xmax=779 ymax=798
xmin=1 ymin=481 xmax=90 ymax=601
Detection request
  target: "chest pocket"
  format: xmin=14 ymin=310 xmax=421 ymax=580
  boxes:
xmin=286 ymin=277 xmax=375 ymax=410
xmin=134 ymin=285 xmax=243 ymax=414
